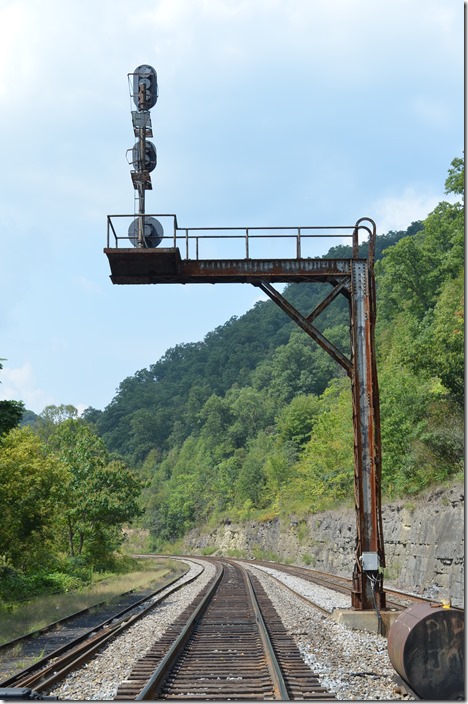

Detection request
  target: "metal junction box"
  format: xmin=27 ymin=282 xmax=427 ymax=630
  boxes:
xmin=361 ymin=551 xmax=380 ymax=571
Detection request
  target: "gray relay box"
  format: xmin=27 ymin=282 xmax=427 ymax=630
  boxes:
xmin=361 ymin=551 xmax=380 ymax=571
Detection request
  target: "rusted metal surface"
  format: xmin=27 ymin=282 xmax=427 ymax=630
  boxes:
xmin=116 ymin=561 xmax=332 ymax=700
xmin=349 ymin=259 xmax=385 ymax=610
xmin=257 ymin=281 xmax=352 ymax=375
xmin=104 ymin=216 xmax=386 ymax=612
xmin=388 ymin=604 xmax=464 ymax=700
xmin=104 ymin=248 xmax=352 ymax=285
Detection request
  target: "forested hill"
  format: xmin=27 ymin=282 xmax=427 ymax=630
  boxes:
xmin=85 ymin=157 xmax=464 ymax=549
xmin=85 ymin=224 xmax=420 ymax=462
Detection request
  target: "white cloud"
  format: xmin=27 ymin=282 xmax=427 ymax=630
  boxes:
xmin=0 ymin=362 xmax=91 ymax=416
xmin=0 ymin=361 xmax=55 ymax=413
xmin=372 ymin=187 xmax=456 ymax=234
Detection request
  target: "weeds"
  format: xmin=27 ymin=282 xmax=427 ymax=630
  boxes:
xmin=302 ymin=553 xmax=315 ymax=566
xmin=0 ymin=560 xmax=181 ymax=646
xmin=200 ymin=546 xmax=217 ymax=556
xmin=251 ymin=547 xmax=281 ymax=562
xmin=296 ymin=521 xmax=309 ymax=544
xmin=226 ymin=548 xmax=245 ymax=558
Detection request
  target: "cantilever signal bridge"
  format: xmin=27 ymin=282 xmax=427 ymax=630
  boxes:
xmin=105 ymin=214 xmax=385 ymax=613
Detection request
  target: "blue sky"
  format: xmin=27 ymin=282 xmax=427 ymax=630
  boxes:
xmin=0 ymin=0 xmax=463 ymax=415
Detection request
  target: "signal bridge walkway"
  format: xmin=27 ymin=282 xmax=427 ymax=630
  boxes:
xmin=104 ymin=213 xmax=374 ymax=285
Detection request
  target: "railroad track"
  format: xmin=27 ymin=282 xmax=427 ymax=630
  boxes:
xmin=2 ymin=554 xmax=444 ymax=700
xmin=115 ymin=560 xmax=332 ymax=700
xmin=0 ymin=565 xmax=190 ymax=682
xmin=0 ymin=562 xmax=201 ymax=693
xmin=245 ymin=559 xmax=443 ymax=610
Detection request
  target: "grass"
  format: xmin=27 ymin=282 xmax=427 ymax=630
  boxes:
xmin=251 ymin=546 xmax=281 ymax=562
xmin=302 ymin=553 xmax=315 ymax=566
xmin=0 ymin=558 xmax=184 ymax=646
xmin=296 ymin=520 xmax=309 ymax=544
xmin=200 ymin=546 xmax=218 ymax=556
xmin=226 ymin=548 xmax=246 ymax=558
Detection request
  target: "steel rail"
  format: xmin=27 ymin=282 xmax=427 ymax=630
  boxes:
xmin=0 ymin=565 xmax=188 ymax=655
xmin=136 ymin=562 xmax=225 ymax=700
xmin=248 ymin=568 xmax=331 ymax=616
xmin=245 ymin=559 xmax=453 ymax=610
xmin=131 ymin=561 xmax=322 ymax=700
xmin=244 ymin=570 xmax=290 ymax=700
xmin=0 ymin=564 xmax=204 ymax=692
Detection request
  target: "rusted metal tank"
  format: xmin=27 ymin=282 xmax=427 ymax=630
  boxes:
xmin=388 ymin=603 xmax=464 ymax=700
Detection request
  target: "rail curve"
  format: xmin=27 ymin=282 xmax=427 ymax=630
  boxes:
xmin=115 ymin=560 xmax=331 ymax=700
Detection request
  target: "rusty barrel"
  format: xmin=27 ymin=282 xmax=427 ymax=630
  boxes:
xmin=388 ymin=603 xmax=464 ymax=700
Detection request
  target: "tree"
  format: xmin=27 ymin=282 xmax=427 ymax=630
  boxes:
xmin=376 ymin=235 xmax=437 ymax=320
xmin=276 ymin=394 xmax=321 ymax=450
xmin=199 ymin=395 xmax=234 ymax=450
xmin=20 ymin=409 xmax=39 ymax=427
xmin=445 ymin=155 xmax=464 ymax=198
xmin=81 ymin=406 xmax=102 ymax=426
xmin=49 ymin=419 xmax=142 ymax=561
xmin=0 ymin=428 xmax=68 ymax=568
xmin=234 ymin=432 xmax=271 ymax=510
xmin=374 ymin=155 xmax=464 ymax=492
xmin=0 ymin=400 xmax=25 ymax=436
xmin=0 ymin=360 xmax=25 ymax=435
xmin=376 ymin=175 xmax=463 ymax=324
xmin=148 ymin=437 xmax=204 ymax=543
xmin=433 ymin=273 xmax=464 ymax=398
xmin=420 ymin=272 xmax=464 ymax=402
xmin=35 ymin=404 xmax=79 ymax=442
xmin=252 ymin=330 xmax=336 ymax=402
xmin=283 ymin=381 xmax=354 ymax=512
xmin=226 ymin=386 xmax=276 ymax=447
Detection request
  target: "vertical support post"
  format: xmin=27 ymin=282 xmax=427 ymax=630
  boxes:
xmin=296 ymin=228 xmax=301 ymax=258
xmin=136 ymin=80 xmax=148 ymax=248
xmin=137 ymin=125 xmax=146 ymax=248
xmin=349 ymin=258 xmax=386 ymax=610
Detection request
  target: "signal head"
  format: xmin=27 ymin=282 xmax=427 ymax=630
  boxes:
xmin=128 ymin=217 xmax=164 ymax=248
xmin=132 ymin=65 xmax=158 ymax=110
xmin=132 ymin=140 xmax=157 ymax=173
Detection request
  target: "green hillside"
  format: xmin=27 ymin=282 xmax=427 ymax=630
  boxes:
xmin=2 ymin=156 xmax=462 ymax=576
xmin=83 ymin=157 xmax=463 ymax=550
xmin=87 ymin=227 xmax=422 ymax=462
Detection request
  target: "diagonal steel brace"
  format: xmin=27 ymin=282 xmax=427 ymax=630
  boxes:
xmin=256 ymin=281 xmax=352 ymax=376
xmin=306 ymin=277 xmax=351 ymax=323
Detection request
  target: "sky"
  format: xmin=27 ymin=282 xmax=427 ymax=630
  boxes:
xmin=0 ymin=0 xmax=464 ymax=415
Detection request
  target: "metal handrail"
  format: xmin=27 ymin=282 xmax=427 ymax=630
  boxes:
xmin=106 ymin=214 xmax=376 ymax=263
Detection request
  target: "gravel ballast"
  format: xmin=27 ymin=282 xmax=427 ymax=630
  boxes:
xmin=47 ymin=559 xmax=216 ymax=701
xmin=244 ymin=563 xmax=412 ymax=700
xmin=45 ymin=558 xmax=411 ymax=701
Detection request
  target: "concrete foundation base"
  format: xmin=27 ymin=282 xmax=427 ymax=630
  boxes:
xmin=331 ymin=608 xmax=400 ymax=637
